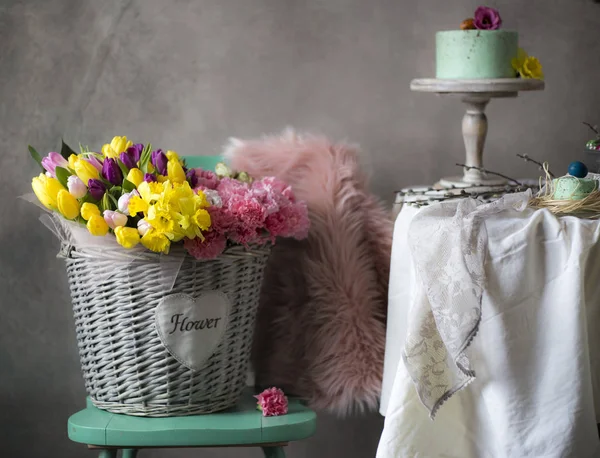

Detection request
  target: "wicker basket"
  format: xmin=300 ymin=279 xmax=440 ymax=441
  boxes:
xmin=64 ymin=243 xmax=270 ymax=417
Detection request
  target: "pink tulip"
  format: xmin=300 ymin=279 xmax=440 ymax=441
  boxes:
xmin=41 ymin=152 xmax=69 ymax=177
xmin=103 ymin=210 xmax=128 ymax=229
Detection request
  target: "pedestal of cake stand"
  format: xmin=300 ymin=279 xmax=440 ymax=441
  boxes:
xmin=410 ymin=78 xmax=545 ymax=188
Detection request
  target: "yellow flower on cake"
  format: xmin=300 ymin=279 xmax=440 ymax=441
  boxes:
xmin=102 ymin=136 xmax=133 ymax=159
xmin=31 ymin=173 xmax=65 ymax=210
xmin=512 ymin=48 xmax=544 ymax=80
xmin=114 ymin=226 xmax=140 ymax=248
xmin=57 ymin=189 xmax=80 ymax=220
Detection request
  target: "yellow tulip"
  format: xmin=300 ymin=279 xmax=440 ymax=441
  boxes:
xmin=57 ymin=189 xmax=80 ymax=220
xmin=167 ymin=159 xmax=186 ymax=184
xmin=32 ymin=174 xmax=55 ymax=210
xmin=127 ymin=168 xmax=144 ymax=187
xmin=86 ymin=214 xmax=109 ymax=236
xmin=68 ymin=154 xmax=78 ymax=170
xmin=31 ymin=173 xmax=65 ymax=210
xmin=102 ymin=136 xmax=133 ymax=158
xmin=114 ymin=226 xmax=140 ymax=249
xmin=81 ymin=202 xmax=101 ymax=221
xmin=165 ymin=150 xmax=180 ymax=162
xmin=141 ymin=229 xmax=171 ymax=254
xmin=73 ymin=157 xmax=100 ymax=184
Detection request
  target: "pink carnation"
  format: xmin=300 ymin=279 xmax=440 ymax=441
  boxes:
xmin=229 ymin=194 xmax=267 ymax=228
xmin=255 ymin=387 xmax=288 ymax=417
xmin=193 ymin=169 xmax=219 ymax=190
xmin=217 ymin=177 xmax=249 ymax=203
xmin=249 ymin=186 xmax=280 ymax=215
xmin=184 ymin=231 xmax=227 ymax=259
xmin=265 ymin=202 xmax=310 ymax=240
xmin=252 ymin=177 xmax=296 ymax=203
xmin=207 ymin=206 xmax=237 ymax=234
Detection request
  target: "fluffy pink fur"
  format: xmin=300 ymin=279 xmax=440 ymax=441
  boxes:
xmin=225 ymin=130 xmax=392 ymax=416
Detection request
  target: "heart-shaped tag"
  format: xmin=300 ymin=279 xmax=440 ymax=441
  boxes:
xmin=155 ymin=291 xmax=230 ymax=371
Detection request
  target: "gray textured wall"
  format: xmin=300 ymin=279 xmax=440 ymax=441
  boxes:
xmin=2 ymin=0 xmax=599 ymax=457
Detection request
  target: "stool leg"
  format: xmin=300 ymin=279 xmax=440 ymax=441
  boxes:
xmin=122 ymin=449 xmax=138 ymax=458
xmin=262 ymin=446 xmax=286 ymax=458
xmin=98 ymin=450 xmax=118 ymax=458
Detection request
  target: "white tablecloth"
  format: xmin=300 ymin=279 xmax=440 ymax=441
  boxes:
xmin=378 ymin=198 xmax=600 ymax=458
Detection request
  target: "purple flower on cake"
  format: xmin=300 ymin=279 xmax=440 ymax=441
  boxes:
xmin=473 ymin=6 xmax=502 ymax=30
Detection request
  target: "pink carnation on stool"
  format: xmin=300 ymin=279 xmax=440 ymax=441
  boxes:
xmin=255 ymin=387 xmax=288 ymax=417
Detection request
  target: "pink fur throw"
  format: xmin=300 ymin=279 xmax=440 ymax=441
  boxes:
xmin=224 ymin=130 xmax=392 ymax=416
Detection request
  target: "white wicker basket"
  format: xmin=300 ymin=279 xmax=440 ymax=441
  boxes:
xmin=64 ymin=243 xmax=270 ymax=417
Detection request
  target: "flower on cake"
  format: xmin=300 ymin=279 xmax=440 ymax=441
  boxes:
xmin=461 ymin=6 xmax=501 ymax=31
xmin=512 ymin=48 xmax=544 ymax=80
xmin=473 ymin=6 xmax=502 ymax=30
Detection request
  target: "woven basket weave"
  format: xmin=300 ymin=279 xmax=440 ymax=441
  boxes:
xmin=64 ymin=244 xmax=270 ymax=417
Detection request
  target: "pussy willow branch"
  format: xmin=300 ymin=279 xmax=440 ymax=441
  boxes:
xmin=516 ymin=154 xmax=555 ymax=178
xmin=583 ymin=121 xmax=599 ymax=136
xmin=456 ymin=163 xmax=522 ymax=186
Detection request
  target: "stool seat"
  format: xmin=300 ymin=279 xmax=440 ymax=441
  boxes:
xmin=68 ymin=388 xmax=316 ymax=457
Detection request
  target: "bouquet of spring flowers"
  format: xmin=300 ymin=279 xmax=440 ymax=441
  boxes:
xmin=28 ymin=136 xmax=309 ymax=258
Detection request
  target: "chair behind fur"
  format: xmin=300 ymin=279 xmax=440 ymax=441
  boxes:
xmin=225 ymin=130 xmax=392 ymax=416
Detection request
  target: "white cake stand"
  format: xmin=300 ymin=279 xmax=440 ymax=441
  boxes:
xmin=410 ymin=78 xmax=545 ymax=188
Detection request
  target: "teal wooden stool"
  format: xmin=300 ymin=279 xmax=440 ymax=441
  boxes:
xmin=69 ymin=155 xmax=316 ymax=456
xmin=184 ymin=154 xmax=223 ymax=171
xmin=68 ymin=389 xmax=316 ymax=457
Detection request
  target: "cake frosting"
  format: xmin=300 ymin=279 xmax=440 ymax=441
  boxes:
xmin=436 ymin=30 xmax=518 ymax=79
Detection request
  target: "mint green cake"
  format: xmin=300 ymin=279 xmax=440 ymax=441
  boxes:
xmin=436 ymin=30 xmax=518 ymax=79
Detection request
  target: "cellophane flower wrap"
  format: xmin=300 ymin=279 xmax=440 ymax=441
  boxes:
xmin=26 ymin=136 xmax=310 ymax=259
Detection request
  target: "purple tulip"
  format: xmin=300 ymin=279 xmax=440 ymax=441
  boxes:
xmin=186 ymin=169 xmax=198 ymax=188
xmin=473 ymin=6 xmax=502 ymax=30
xmin=88 ymin=179 xmax=107 ymax=200
xmin=119 ymin=151 xmax=137 ymax=170
xmin=144 ymin=173 xmax=157 ymax=183
xmin=127 ymin=144 xmax=143 ymax=163
xmin=41 ymin=152 xmax=69 ymax=177
xmin=151 ymin=149 xmax=168 ymax=175
xmin=86 ymin=156 xmax=103 ymax=172
xmin=102 ymin=157 xmax=123 ymax=186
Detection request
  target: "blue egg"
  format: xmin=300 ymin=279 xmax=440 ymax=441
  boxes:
xmin=568 ymin=161 xmax=588 ymax=178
